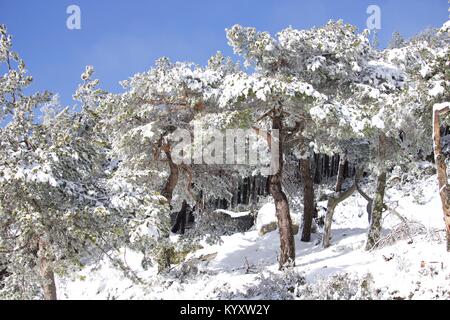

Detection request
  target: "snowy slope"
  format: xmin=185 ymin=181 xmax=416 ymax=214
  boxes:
xmin=57 ymin=174 xmax=450 ymax=300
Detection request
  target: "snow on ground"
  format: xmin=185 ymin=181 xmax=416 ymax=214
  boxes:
xmin=213 ymin=209 xmax=251 ymax=218
xmin=57 ymin=174 xmax=450 ymax=300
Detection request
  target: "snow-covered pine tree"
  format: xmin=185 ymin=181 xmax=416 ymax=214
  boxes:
xmin=0 ymin=28 xmax=166 ymax=298
xmin=221 ymin=24 xmax=330 ymax=266
xmin=97 ymin=53 xmax=243 ymax=269
xmin=404 ymin=21 xmax=450 ymax=250
xmin=271 ymin=20 xmax=376 ymax=242
xmin=355 ymin=25 xmax=449 ymax=250
xmin=0 ymin=26 xmax=135 ymax=299
xmin=226 ymin=21 xmax=376 ymax=246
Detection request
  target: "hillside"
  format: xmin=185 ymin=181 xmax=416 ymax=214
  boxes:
xmin=57 ymin=173 xmax=450 ymax=300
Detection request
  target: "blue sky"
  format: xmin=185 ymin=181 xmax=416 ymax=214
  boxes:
xmin=0 ymin=0 xmax=448 ymax=107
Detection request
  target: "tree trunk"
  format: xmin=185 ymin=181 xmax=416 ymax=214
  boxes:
xmin=313 ymin=153 xmax=321 ymax=184
xmin=433 ymin=105 xmax=450 ymax=251
xmin=335 ymin=154 xmax=347 ymax=192
xmin=324 ymin=155 xmax=329 ymax=178
xmin=268 ymin=110 xmax=295 ymax=269
xmin=330 ymin=155 xmax=334 ymax=178
xmin=38 ymin=237 xmax=57 ymax=300
xmin=244 ymin=177 xmax=250 ymax=205
xmin=323 ymin=170 xmax=360 ymax=248
xmin=365 ymin=170 xmax=387 ymax=251
xmin=343 ymin=159 xmax=349 ymax=178
xmin=300 ymin=156 xmax=314 ymax=242
xmin=171 ymin=200 xmax=189 ymax=234
xmin=160 ymin=150 xmax=179 ymax=270
xmin=334 ymin=154 xmax=340 ymax=176
xmin=238 ymin=176 xmax=243 ymax=205
xmin=251 ymin=176 xmax=257 ymax=206
xmin=161 ymin=151 xmax=179 ymax=205
xmin=231 ymin=176 xmax=237 ymax=208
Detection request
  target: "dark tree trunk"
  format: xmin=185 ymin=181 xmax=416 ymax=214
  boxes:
xmin=343 ymin=159 xmax=349 ymax=178
xmin=171 ymin=200 xmax=189 ymax=234
xmin=300 ymin=156 xmax=314 ymax=242
xmin=268 ymin=110 xmax=295 ymax=269
xmin=244 ymin=177 xmax=250 ymax=205
xmin=330 ymin=156 xmax=334 ymax=178
xmin=335 ymin=154 xmax=347 ymax=192
xmin=321 ymin=156 xmax=325 ymax=181
xmin=38 ymin=237 xmax=57 ymax=300
xmin=251 ymin=176 xmax=258 ymax=206
xmin=313 ymin=153 xmax=321 ymax=184
xmin=324 ymin=155 xmax=329 ymax=178
xmin=160 ymin=150 xmax=180 ymax=270
xmin=161 ymin=151 xmax=179 ymax=205
xmin=255 ymin=176 xmax=260 ymax=198
xmin=334 ymin=154 xmax=340 ymax=176
xmin=263 ymin=176 xmax=269 ymax=196
xmin=238 ymin=176 xmax=243 ymax=205
xmin=365 ymin=170 xmax=387 ymax=250
xmin=365 ymin=133 xmax=388 ymax=251
xmin=241 ymin=178 xmax=246 ymax=205
xmin=232 ymin=176 xmax=238 ymax=208
xmin=433 ymin=106 xmax=450 ymax=251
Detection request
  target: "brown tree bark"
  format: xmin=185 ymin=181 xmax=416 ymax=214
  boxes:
xmin=38 ymin=237 xmax=57 ymax=300
xmin=267 ymin=110 xmax=295 ymax=269
xmin=161 ymin=150 xmax=179 ymax=205
xmin=160 ymin=148 xmax=180 ymax=270
xmin=365 ymin=133 xmax=388 ymax=251
xmin=433 ymin=105 xmax=450 ymax=251
xmin=300 ymin=156 xmax=314 ymax=242
xmin=365 ymin=170 xmax=387 ymax=250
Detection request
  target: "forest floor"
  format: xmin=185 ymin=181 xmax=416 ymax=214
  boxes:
xmin=57 ymin=171 xmax=450 ymax=300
